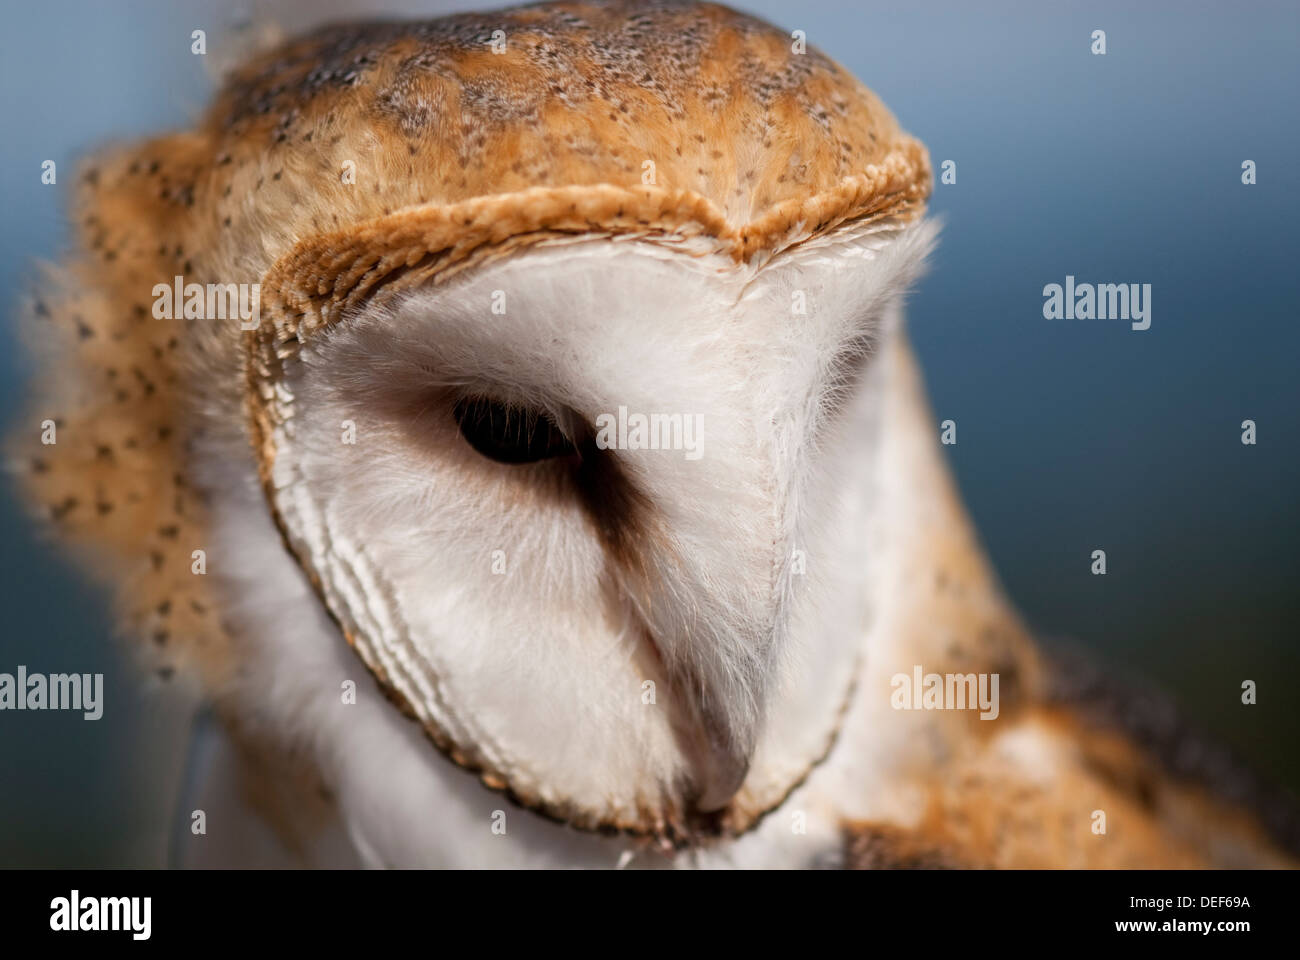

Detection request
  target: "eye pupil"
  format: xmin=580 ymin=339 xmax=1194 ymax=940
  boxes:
xmin=453 ymin=397 xmax=575 ymax=464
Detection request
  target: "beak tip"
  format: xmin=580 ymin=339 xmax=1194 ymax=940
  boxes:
xmin=690 ymin=741 xmax=752 ymax=813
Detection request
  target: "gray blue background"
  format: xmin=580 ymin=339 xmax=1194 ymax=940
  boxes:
xmin=1 ymin=0 xmax=1296 ymax=866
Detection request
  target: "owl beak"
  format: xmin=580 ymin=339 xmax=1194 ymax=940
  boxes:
xmin=653 ymin=638 xmax=766 ymax=815
xmin=690 ymin=711 xmax=755 ymax=812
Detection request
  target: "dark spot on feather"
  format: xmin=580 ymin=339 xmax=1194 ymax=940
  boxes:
xmin=50 ymin=497 xmax=79 ymax=521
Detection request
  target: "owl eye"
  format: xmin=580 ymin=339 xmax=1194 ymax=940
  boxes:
xmin=453 ymin=396 xmax=576 ymax=464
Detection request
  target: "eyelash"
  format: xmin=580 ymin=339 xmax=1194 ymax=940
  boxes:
xmin=452 ymin=395 xmax=578 ymax=465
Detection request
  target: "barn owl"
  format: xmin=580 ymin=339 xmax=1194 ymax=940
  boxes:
xmin=13 ymin=0 xmax=1296 ymax=869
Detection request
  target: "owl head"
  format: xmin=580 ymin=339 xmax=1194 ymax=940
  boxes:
xmin=17 ymin=0 xmax=933 ymax=858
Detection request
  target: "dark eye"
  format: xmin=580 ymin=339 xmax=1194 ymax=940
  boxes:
xmin=453 ymin=396 xmax=576 ymax=464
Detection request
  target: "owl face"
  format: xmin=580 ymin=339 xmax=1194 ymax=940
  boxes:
xmin=248 ymin=219 xmax=935 ymax=839
xmin=15 ymin=1 xmax=934 ymax=861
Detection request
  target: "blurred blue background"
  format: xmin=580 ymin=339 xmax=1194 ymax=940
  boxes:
xmin=1 ymin=0 xmax=1296 ymax=866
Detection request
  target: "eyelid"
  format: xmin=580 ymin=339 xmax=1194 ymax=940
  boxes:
xmin=452 ymin=395 xmax=579 ymax=464
xmin=456 ymin=389 xmax=585 ymax=446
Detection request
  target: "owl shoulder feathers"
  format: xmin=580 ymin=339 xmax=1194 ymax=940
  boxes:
xmin=840 ymin=340 xmax=1296 ymax=868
